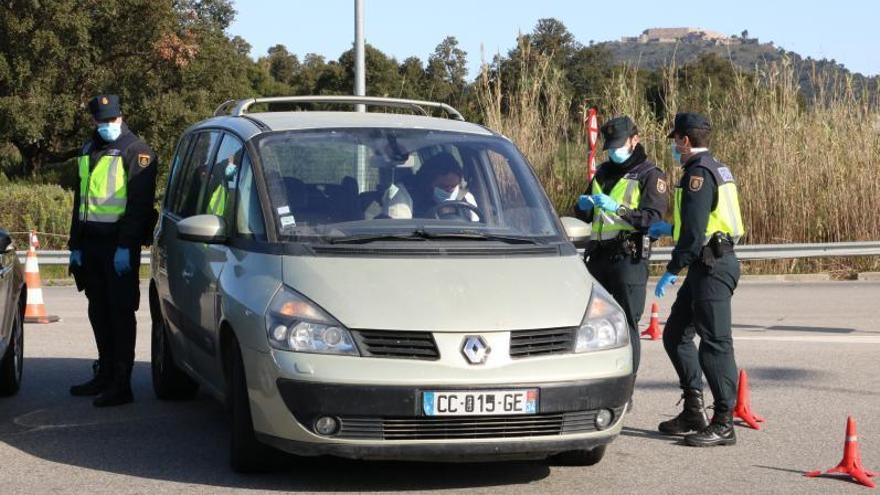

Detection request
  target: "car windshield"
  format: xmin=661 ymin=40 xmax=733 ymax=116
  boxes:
xmin=254 ymin=128 xmax=563 ymax=243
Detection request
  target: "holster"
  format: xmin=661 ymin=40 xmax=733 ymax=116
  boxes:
xmin=701 ymin=232 xmax=734 ymax=267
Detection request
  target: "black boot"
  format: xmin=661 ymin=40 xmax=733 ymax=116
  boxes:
xmin=658 ymin=389 xmax=710 ymax=435
xmin=685 ymin=412 xmax=736 ymax=447
xmin=70 ymin=360 xmax=112 ymax=396
xmin=93 ymin=363 xmax=133 ymax=407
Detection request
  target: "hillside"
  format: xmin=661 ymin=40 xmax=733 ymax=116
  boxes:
xmin=598 ymin=28 xmax=877 ymax=97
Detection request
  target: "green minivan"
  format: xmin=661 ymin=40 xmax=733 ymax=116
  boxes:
xmin=150 ymin=96 xmax=633 ymax=472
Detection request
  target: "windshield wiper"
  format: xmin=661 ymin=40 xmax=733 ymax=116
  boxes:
xmin=328 ymin=232 xmax=431 ymax=244
xmin=419 ymin=230 xmax=540 ymax=244
xmin=328 ymin=229 xmax=541 ymax=245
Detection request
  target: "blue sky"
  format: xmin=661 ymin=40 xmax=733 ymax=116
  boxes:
xmin=229 ymin=0 xmax=878 ymax=78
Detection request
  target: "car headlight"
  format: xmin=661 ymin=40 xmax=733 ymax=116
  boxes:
xmin=574 ymin=284 xmax=630 ymax=352
xmin=265 ymin=286 xmax=359 ymax=356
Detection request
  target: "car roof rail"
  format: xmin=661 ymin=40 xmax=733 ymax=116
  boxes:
xmin=212 ymin=95 xmax=466 ymax=121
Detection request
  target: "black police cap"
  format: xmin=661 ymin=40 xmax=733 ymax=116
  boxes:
xmin=600 ymin=116 xmax=638 ymax=150
xmin=667 ymin=112 xmax=711 ymax=138
xmin=88 ymin=94 xmax=122 ymax=121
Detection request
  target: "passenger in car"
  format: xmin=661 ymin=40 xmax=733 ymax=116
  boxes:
xmin=413 ymin=152 xmax=479 ymax=221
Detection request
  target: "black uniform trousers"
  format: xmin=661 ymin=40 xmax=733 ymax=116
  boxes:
xmin=80 ymin=238 xmax=141 ymax=374
xmin=662 ymin=251 xmax=740 ymax=414
xmin=586 ymin=247 xmax=648 ymax=373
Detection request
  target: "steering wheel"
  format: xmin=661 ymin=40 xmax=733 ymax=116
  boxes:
xmin=426 ymin=200 xmax=484 ymax=221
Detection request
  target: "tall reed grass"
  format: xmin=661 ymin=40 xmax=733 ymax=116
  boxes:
xmin=478 ymin=44 xmax=880 ymax=275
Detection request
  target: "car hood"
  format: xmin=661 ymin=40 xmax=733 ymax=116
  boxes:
xmin=282 ymin=254 xmax=592 ymax=331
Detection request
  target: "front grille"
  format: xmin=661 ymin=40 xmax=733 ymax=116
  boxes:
xmin=352 ymin=330 xmax=440 ymax=360
xmin=509 ymin=328 xmax=576 ymax=358
xmin=335 ymin=410 xmax=611 ymax=440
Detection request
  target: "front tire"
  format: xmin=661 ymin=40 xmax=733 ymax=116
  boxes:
xmin=0 ymin=304 xmax=23 ymax=396
xmin=549 ymin=445 xmax=607 ymax=466
xmin=151 ymin=314 xmax=198 ymax=400
xmin=227 ymin=337 xmax=277 ymax=473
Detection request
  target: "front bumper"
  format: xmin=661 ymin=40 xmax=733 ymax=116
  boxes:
xmin=263 ymin=376 xmax=631 ymax=460
xmin=257 ymin=431 xmax=617 ymax=461
xmin=239 ymin=340 xmax=633 ymax=461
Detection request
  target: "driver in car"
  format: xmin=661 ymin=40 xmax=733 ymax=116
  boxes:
xmin=414 ymin=152 xmax=479 ymax=221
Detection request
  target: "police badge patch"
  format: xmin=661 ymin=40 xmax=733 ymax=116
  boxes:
xmin=137 ymin=154 xmax=151 ymax=167
xmin=689 ymin=176 xmax=704 ymax=192
xmin=657 ymin=178 xmax=667 ymax=193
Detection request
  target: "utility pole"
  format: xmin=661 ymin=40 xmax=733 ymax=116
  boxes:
xmin=354 ymin=0 xmax=367 ymax=191
xmin=354 ymin=0 xmax=365 ymax=112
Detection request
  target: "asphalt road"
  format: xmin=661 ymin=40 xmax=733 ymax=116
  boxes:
xmin=0 ymin=281 xmax=878 ymax=495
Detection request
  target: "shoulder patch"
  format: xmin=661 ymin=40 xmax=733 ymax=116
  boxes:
xmin=657 ymin=178 xmax=667 ymax=193
xmin=137 ymin=153 xmax=151 ymax=167
xmin=688 ymin=176 xmax=704 ymax=192
xmin=718 ymin=166 xmax=734 ymax=183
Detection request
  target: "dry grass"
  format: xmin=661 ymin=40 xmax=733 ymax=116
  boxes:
xmin=478 ymin=49 xmax=880 ymax=275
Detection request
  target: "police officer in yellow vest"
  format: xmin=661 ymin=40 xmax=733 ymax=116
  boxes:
xmin=574 ymin=116 xmax=668 ymax=376
xmin=67 ymin=94 xmax=158 ymax=407
xmin=651 ymin=112 xmax=745 ymax=447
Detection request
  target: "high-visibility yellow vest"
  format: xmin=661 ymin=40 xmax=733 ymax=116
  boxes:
xmin=590 ymin=176 xmax=641 ymax=241
xmin=207 ymin=185 xmax=227 ymax=216
xmin=77 ymin=150 xmax=127 ymax=223
xmin=673 ymin=161 xmax=745 ymax=244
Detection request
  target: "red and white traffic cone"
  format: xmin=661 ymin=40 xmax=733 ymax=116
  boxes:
xmin=23 ymin=231 xmax=59 ymax=324
xmin=806 ymin=416 xmax=877 ymax=488
xmin=640 ymin=302 xmax=662 ymax=340
xmin=733 ymin=369 xmax=765 ymax=430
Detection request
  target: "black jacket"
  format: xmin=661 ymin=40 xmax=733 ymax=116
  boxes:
xmin=574 ymin=144 xmax=668 ymax=233
xmin=68 ymin=125 xmax=158 ymax=250
xmin=666 ymin=151 xmax=726 ymax=275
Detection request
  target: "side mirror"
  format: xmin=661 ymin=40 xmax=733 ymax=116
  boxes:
xmin=559 ymin=217 xmax=591 ymax=244
xmin=0 ymin=230 xmax=13 ymax=253
xmin=177 ymin=215 xmax=227 ymax=244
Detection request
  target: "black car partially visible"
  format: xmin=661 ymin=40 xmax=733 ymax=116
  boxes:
xmin=0 ymin=229 xmax=25 ymax=395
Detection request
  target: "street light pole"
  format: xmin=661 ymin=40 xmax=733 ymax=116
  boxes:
xmin=354 ymin=0 xmax=365 ymax=112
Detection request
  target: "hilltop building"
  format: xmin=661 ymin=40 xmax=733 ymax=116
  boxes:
xmin=622 ymin=28 xmax=742 ymax=46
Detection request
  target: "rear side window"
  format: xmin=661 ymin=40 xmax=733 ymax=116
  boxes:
xmin=164 ymin=134 xmax=193 ymax=210
xmin=172 ymin=131 xmax=220 ymax=217
xmin=199 ymin=133 xmax=244 ymax=218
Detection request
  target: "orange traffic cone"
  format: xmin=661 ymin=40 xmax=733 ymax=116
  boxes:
xmin=640 ymin=302 xmax=662 ymax=340
xmin=23 ymin=231 xmax=59 ymax=324
xmin=733 ymin=369 xmax=765 ymax=430
xmin=806 ymin=416 xmax=877 ymax=488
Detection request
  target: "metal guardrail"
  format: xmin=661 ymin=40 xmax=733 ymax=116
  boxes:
xmin=649 ymin=241 xmax=880 ymax=263
xmin=15 ymin=241 xmax=880 ymax=266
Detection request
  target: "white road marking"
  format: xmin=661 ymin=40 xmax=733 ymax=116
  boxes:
xmin=734 ymin=335 xmax=880 ymax=344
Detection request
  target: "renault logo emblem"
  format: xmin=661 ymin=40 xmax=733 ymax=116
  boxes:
xmin=461 ymin=335 xmax=490 ymax=365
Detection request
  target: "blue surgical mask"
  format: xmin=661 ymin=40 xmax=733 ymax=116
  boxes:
xmin=225 ymin=163 xmax=238 ymax=181
xmin=433 ymin=185 xmax=459 ymax=203
xmin=609 ymin=146 xmax=632 ymax=164
xmin=97 ymin=122 xmax=122 ymax=142
xmin=671 ymin=143 xmax=682 ymax=164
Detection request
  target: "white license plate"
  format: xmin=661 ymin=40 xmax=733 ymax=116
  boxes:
xmin=422 ymin=389 xmax=538 ymax=416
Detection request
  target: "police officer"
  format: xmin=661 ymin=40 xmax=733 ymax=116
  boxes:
xmin=575 ymin=116 xmax=668 ymax=376
xmin=651 ymin=112 xmax=745 ymax=447
xmin=67 ymin=94 xmax=158 ymax=407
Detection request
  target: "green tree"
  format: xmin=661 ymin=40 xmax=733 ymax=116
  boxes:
xmin=426 ymin=36 xmax=468 ymax=105
xmin=0 ymin=0 xmax=256 ymax=177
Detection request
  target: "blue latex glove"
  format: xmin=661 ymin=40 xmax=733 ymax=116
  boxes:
xmin=591 ymin=194 xmax=619 ymax=213
xmin=649 ymin=221 xmax=673 ymax=239
xmin=655 ymin=272 xmax=678 ymax=298
xmin=577 ymin=195 xmax=594 ymax=211
xmin=69 ymin=249 xmax=83 ymax=268
xmin=113 ymin=247 xmax=131 ymax=276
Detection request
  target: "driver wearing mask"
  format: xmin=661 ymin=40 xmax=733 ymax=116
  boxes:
xmin=415 ymin=152 xmax=479 ymax=221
